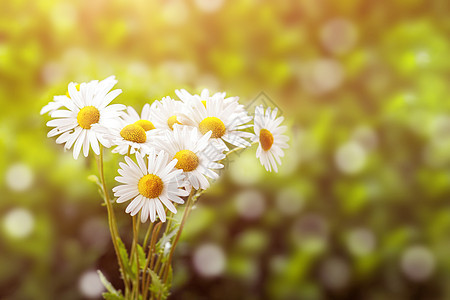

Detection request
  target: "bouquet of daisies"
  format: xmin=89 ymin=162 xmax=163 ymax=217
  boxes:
xmin=42 ymin=76 xmax=289 ymax=300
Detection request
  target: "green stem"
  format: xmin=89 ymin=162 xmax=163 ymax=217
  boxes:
xmin=142 ymin=222 xmax=162 ymax=300
xmin=224 ymin=141 xmax=257 ymax=158
xmin=161 ymin=189 xmax=196 ymax=285
xmin=132 ymin=215 xmax=140 ymax=299
xmin=96 ymin=145 xmax=130 ymax=295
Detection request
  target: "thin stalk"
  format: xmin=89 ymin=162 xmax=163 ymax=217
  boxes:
xmin=96 ymin=145 xmax=130 ymax=294
xmin=224 ymin=141 xmax=258 ymax=158
xmin=156 ymin=211 xmax=174 ymax=279
xmin=142 ymin=222 xmax=155 ymax=251
xmin=132 ymin=215 xmax=140 ymax=299
xmin=142 ymin=222 xmax=162 ymax=300
xmin=161 ymin=189 xmax=196 ymax=285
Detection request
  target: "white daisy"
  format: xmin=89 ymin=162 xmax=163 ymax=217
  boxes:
xmin=113 ymin=150 xmax=189 ymax=223
xmin=153 ymin=125 xmax=225 ymax=190
xmin=40 ymin=76 xmax=117 ymax=115
xmin=252 ymin=105 xmax=289 ymax=172
xmin=94 ymin=116 xmax=162 ymax=156
xmin=175 ymin=88 xmax=246 ymax=114
xmin=176 ymin=91 xmax=253 ymax=151
xmin=45 ymin=76 xmax=125 ymax=159
xmin=150 ymin=96 xmax=185 ymax=131
xmin=121 ymin=103 xmax=157 ymax=130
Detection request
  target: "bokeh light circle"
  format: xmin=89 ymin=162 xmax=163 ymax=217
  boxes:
xmin=235 ymin=189 xmax=266 ymax=220
xmin=78 ymin=270 xmax=105 ymax=298
xmin=276 ymin=187 xmax=304 ymax=216
xmin=320 ymin=18 xmax=358 ymax=55
xmin=319 ymin=257 xmax=351 ymax=290
xmin=346 ymin=228 xmax=376 ymax=256
xmin=193 ymin=243 xmax=226 ymax=278
xmin=3 ymin=208 xmax=35 ymax=239
xmin=194 ymin=0 xmax=224 ymax=13
xmin=335 ymin=141 xmax=366 ymax=174
xmin=401 ymin=246 xmax=435 ymax=282
xmin=6 ymin=163 xmax=34 ymax=192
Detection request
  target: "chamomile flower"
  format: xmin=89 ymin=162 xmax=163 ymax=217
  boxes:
xmin=40 ymin=76 xmax=118 ymax=115
xmin=176 ymin=88 xmax=246 ymax=114
xmin=151 ymin=97 xmax=185 ymax=130
xmin=153 ymin=125 xmax=225 ymax=190
xmin=177 ymin=93 xmax=253 ymax=151
xmin=121 ymin=103 xmax=157 ymax=130
xmin=45 ymin=76 xmax=124 ymax=159
xmin=252 ymin=105 xmax=289 ymax=172
xmin=113 ymin=150 xmax=189 ymax=223
xmin=94 ymin=106 xmax=162 ymax=156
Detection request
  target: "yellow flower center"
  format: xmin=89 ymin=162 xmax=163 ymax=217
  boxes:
xmin=77 ymin=106 xmax=100 ymax=129
xmin=134 ymin=119 xmax=155 ymax=131
xmin=167 ymin=115 xmax=181 ymax=130
xmin=66 ymin=83 xmax=80 ymax=98
xmin=199 ymin=117 xmax=226 ymax=138
xmin=174 ymin=150 xmax=199 ymax=172
xmin=259 ymin=129 xmax=274 ymax=151
xmin=120 ymin=124 xmax=146 ymax=143
xmin=138 ymin=174 xmax=164 ymax=199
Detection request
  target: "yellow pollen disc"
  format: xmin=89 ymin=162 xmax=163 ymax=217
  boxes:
xmin=174 ymin=150 xmax=199 ymax=172
xmin=120 ymin=124 xmax=147 ymax=143
xmin=259 ymin=129 xmax=274 ymax=151
xmin=167 ymin=115 xmax=181 ymax=130
xmin=77 ymin=106 xmax=100 ymax=129
xmin=66 ymin=83 xmax=80 ymax=98
xmin=201 ymin=100 xmax=207 ymax=107
xmin=134 ymin=119 xmax=155 ymax=131
xmin=138 ymin=174 xmax=164 ymax=199
xmin=199 ymin=117 xmax=226 ymax=138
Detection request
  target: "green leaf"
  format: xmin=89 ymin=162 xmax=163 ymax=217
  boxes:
xmin=102 ymin=292 xmax=125 ymax=300
xmin=97 ymin=270 xmax=120 ymax=295
xmin=116 ymin=237 xmax=133 ymax=280
xmin=132 ymin=244 xmax=147 ymax=273
xmin=148 ymin=269 xmax=169 ymax=300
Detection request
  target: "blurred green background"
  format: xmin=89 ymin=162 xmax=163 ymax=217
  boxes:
xmin=1 ymin=0 xmax=450 ymax=299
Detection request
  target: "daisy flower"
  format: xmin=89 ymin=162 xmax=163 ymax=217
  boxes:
xmin=45 ymin=76 xmax=125 ymax=159
xmin=94 ymin=116 xmax=162 ymax=156
xmin=40 ymin=76 xmax=118 ymax=115
xmin=113 ymin=150 xmax=189 ymax=223
xmin=252 ymin=105 xmax=289 ymax=172
xmin=153 ymin=125 xmax=225 ymax=190
xmin=121 ymin=103 xmax=157 ymax=130
xmin=150 ymin=96 xmax=185 ymax=131
xmin=175 ymin=88 xmax=246 ymax=114
xmin=176 ymin=92 xmax=253 ymax=151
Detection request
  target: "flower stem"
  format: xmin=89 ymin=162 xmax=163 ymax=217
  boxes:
xmin=132 ymin=215 xmax=140 ymax=299
xmin=96 ymin=145 xmax=130 ymax=295
xmin=142 ymin=221 xmax=163 ymax=300
xmin=224 ymin=141 xmax=258 ymax=158
xmin=161 ymin=189 xmax=196 ymax=285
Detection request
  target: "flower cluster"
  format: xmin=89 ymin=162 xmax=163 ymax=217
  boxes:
xmin=42 ymin=76 xmax=289 ymax=223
